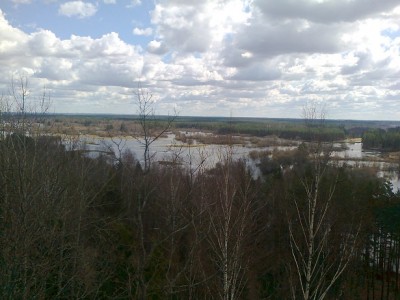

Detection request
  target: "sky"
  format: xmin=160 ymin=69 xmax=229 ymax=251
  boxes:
xmin=1 ymin=0 xmax=400 ymax=120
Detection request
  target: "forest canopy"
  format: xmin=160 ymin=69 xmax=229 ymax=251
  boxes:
xmin=362 ymin=127 xmax=400 ymax=150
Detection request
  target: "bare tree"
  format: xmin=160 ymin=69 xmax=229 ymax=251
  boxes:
xmin=0 ymin=76 xmax=115 ymax=299
xmin=288 ymin=103 xmax=358 ymax=300
xmin=206 ymin=148 xmax=257 ymax=300
xmin=134 ymin=85 xmax=177 ymax=172
xmin=8 ymin=75 xmax=51 ymax=135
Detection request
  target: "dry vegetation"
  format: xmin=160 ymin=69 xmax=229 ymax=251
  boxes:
xmin=46 ymin=117 xmax=142 ymax=137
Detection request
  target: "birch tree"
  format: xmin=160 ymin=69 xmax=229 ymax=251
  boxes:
xmin=288 ymin=103 xmax=358 ymax=300
xmin=207 ymin=148 xmax=257 ymax=300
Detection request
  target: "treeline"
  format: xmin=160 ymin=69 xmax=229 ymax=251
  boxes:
xmin=175 ymin=120 xmax=346 ymax=142
xmin=363 ymin=127 xmax=400 ymax=150
xmin=1 ymin=130 xmax=399 ymax=299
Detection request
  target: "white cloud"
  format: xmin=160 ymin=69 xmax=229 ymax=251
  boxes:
xmin=35 ymin=58 xmax=74 ymax=81
xmin=103 ymin=0 xmax=116 ymax=4
xmin=150 ymin=0 xmax=251 ymax=54
xmin=241 ymin=52 xmax=253 ymax=58
xmin=133 ymin=27 xmax=153 ymax=36
xmin=58 ymin=1 xmax=97 ymax=19
xmin=0 ymin=9 xmax=33 ymax=73
xmin=1 ymin=2 xmax=400 ymax=118
xmin=0 ymin=9 xmax=145 ymax=111
xmin=147 ymin=40 xmax=168 ymax=54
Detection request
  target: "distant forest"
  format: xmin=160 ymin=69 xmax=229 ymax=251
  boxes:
xmin=363 ymin=127 xmax=400 ymax=151
xmin=51 ymin=113 xmax=400 ymax=147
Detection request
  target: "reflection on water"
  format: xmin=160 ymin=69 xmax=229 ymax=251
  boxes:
xmin=332 ymin=142 xmax=399 ymax=193
xmin=332 ymin=142 xmax=381 ymax=159
xmin=82 ymin=134 xmax=278 ymax=170
xmin=78 ymin=135 xmax=400 ymax=193
xmin=377 ymin=171 xmax=400 ymax=193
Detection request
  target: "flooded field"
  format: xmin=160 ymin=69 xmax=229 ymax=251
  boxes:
xmin=76 ymin=133 xmax=400 ymax=192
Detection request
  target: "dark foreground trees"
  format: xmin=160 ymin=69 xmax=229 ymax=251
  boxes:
xmin=0 ymin=131 xmax=398 ymax=298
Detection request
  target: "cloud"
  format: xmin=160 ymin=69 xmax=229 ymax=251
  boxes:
xmin=58 ymin=1 xmax=97 ymax=19
xmin=78 ymin=60 xmax=142 ymax=87
xmin=341 ymin=51 xmax=372 ymax=75
xmin=0 ymin=8 xmax=144 ymax=107
xmin=151 ymin=3 xmax=212 ymax=53
xmin=0 ymin=9 xmax=33 ymax=72
xmin=238 ymin=20 xmax=345 ymax=56
xmin=150 ymin=0 xmax=251 ymax=54
xmin=133 ymin=27 xmax=153 ymax=36
xmin=231 ymin=63 xmax=281 ymax=81
xmin=35 ymin=58 xmax=74 ymax=81
xmin=103 ymin=0 xmax=116 ymax=4
xmin=255 ymin=0 xmax=400 ymax=24
xmin=1 ymin=1 xmax=400 ymax=118
xmin=221 ymin=7 xmax=350 ymax=69
xmin=147 ymin=40 xmax=169 ymax=55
